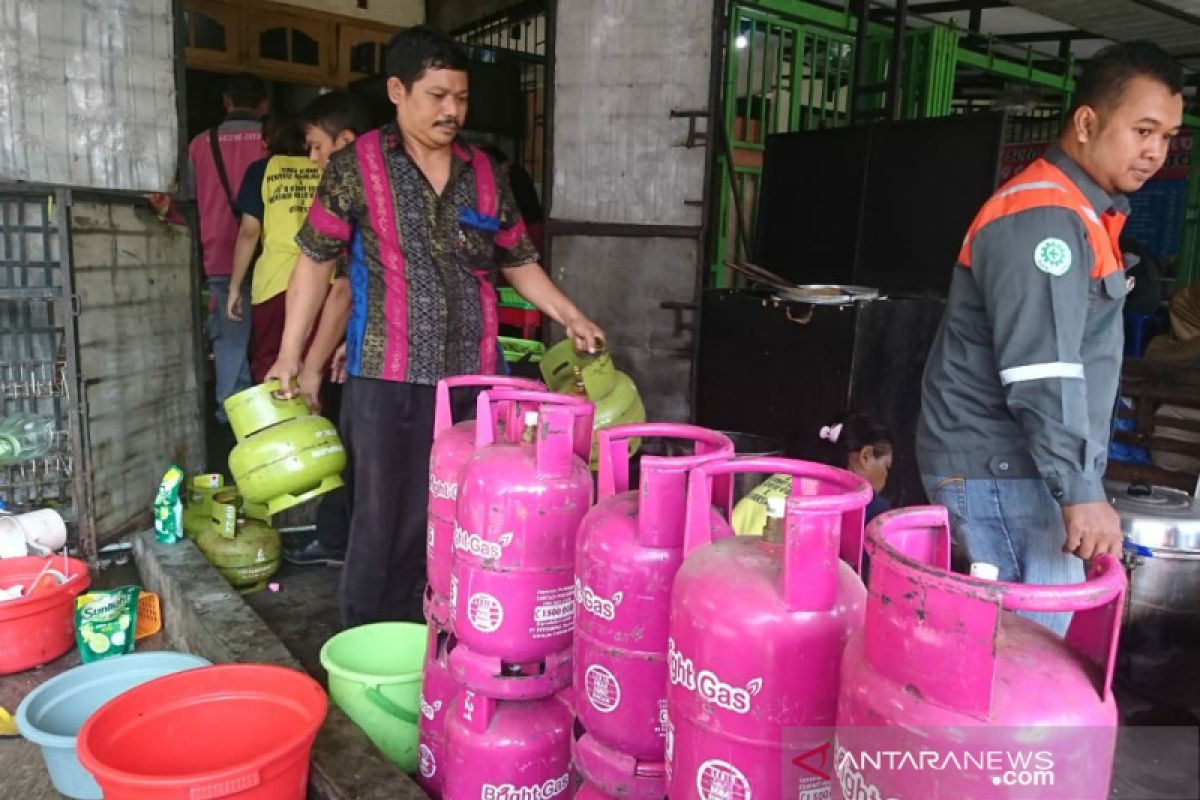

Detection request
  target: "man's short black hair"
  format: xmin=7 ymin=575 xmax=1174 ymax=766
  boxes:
xmin=301 ymin=91 xmax=372 ymax=139
xmin=225 ymin=72 xmax=267 ymax=109
xmin=384 ymin=25 xmax=468 ymax=90
xmin=1069 ymin=41 xmax=1184 ymax=116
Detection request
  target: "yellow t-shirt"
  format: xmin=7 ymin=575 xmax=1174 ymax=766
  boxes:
xmin=730 ymin=474 xmax=793 ymax=535
xmin=251 ymin=155 xmax=322 ymax=305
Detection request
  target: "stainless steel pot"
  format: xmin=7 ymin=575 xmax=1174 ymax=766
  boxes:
xmin=1106 ymin=480 xmax=1200 ymax=707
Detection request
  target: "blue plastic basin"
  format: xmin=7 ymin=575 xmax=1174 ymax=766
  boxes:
xmin=16 ymin=651 xmax=210 ymax=799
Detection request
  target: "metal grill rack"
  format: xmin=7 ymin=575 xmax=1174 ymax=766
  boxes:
xmin=0 ymin=187 xmax=89 ymax=554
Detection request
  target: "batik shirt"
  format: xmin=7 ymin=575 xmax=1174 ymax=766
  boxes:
xmin=296 ymin=123 xmax=538 ymax=384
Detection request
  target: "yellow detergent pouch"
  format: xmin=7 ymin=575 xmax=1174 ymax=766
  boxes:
xmin=75 ymin=586 xmax=140 ymax=663
xmin=731 ymin=473 xmax=793 ymax=536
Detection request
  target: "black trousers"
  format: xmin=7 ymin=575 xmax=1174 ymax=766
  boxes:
xmin=338 ymin=376 xmax=477 ymax=627
xmin=315 ymin=381 xmax=348 ymax=551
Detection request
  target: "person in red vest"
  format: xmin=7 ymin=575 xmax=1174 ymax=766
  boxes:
xmin=917 ymin=41 xmax=1184 ymax=636
xmin=265 ymin=26 xmax=604 ymax=627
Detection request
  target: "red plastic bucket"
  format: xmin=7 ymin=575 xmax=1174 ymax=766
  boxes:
xmin=0 ymin=555 xmax=90 ymax=675
xmin=77 ymin=664 xmax=327 ymax=800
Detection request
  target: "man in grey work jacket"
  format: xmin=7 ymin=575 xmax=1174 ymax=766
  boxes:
xmin=917 ymin=41 xmax=1184 ymax=635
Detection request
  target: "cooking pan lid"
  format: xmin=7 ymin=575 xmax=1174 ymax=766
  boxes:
xmin=1105 ymin=480 xmax=1200 ymax=553
xmin=776 ymin=284 xmax=880 ymax=306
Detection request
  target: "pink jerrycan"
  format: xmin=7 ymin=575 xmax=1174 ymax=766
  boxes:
xmin=836 ymin=506 xmax=1126 ymax=800
xmin=668 ymin=457 xmax=872 ymax=800
xmin=573 ymin=424 xmax=735 ymax=800
xmin=427 ymin=375 xmax=544 ymax=628
xmin=450 ymin=388 xmax=595 ymax=699
xmin=417 ymin=623 xmax=460 ymax=800
xmin=443 ymin=690 xmax=573 ymax=800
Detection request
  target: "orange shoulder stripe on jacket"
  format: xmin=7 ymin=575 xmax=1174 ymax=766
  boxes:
xmin=957 ymin=159 xmax=1112 ymax=274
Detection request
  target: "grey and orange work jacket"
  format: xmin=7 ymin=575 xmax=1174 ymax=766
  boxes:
xmin=917 ymin=145 xmax=1132 ymax=506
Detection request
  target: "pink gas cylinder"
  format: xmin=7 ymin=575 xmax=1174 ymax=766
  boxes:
xmin=442 ymin=690 xmax=574 ymax=800
xmin=667 ymin=456 xmax=872 ymax=800
xmin=450 ymin=388 xmax=595 ymax=700
xmin=418 ymin=619 xmax=459 ymax=799
xmin=574 ymin=780 xmax=623 ymax=800
xmin=835 ymin=506 xmax=1126 ymax=800
xmin=573 ymin=424 xmax=734 ymax=799
xmin=428 ymin=375 xmax=545 ymax=628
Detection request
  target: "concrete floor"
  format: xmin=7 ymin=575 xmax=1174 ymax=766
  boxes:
xmin=242 ymin=558 xmax=344 ymax=684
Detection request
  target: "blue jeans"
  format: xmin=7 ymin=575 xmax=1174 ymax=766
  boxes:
xmin=921 ymin=475 xmax=1084 ymax=636
xmin=206 ymin=276 xmax=251 ymax=425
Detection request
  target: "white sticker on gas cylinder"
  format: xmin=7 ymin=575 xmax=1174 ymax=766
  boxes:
xmin=428 ymin=476 xmax=458 ymax=500
xmin=418 ymin=743 xmax=436 ymax=779
xmin=575 ymin=577 xmax=623 ymax=622
xmin=531 ymin=585 xmax=575 ymax=639
xmin=307 ymin=444 xmax=344 ymax=459
xmin=584 ymin=664 xmax=621 ymax=713
xmin=454 ymin=522 xmax=513 ymax=560
xmin=668 ymin=638 xmax=761 ymax=715
xmin=427 ymin=523 xmax=435 ymax=549
xmin=449 ymin=575 xmax=458 ymax=614
xmin=697 ymin=759 xmax=752 ymax=800
xmin=482 ymin=774 xmax=570 ymax=800
xmin=419 ymin=692 xmax=443 ymax=721
xmin=467 ymin=593 xmax=504 ymax=633
xmin=664 ymin=716 xmax=674 ymax=781
xmin=655 ymin=698 xmax=669 ymax=739
xmin=462 ymin=690 xmax=476 ymax=721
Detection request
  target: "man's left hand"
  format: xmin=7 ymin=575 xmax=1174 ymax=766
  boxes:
xmin=564 ymin=313 xmax=606 ymax=355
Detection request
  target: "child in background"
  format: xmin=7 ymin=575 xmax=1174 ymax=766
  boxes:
xmin=731 ymin=413 xmax=894 ymax=536
xmin=282 ymin=91 xmax=371 ymax=568
xmin=294 ymin=91 xmax=372 ymax=414
xmin=226 ymin=113 xmax=322 ymax=383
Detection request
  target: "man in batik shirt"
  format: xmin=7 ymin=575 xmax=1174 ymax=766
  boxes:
xmin=267 ymin=26 xmax=605 ymax=626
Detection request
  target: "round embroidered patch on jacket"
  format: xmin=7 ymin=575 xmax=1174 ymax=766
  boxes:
xmin=1034 ymin=237 xmax=1072 ymax=276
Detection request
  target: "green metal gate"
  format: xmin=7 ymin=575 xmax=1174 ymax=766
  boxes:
xmin=714 ymin=5 xmax=865 ymax=286
xmin=711 ymin=1 xmax=1079 ymax=286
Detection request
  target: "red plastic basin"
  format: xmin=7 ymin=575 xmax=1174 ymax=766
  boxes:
xmin=0 ymin=556 xmax=90 ymax=675
xmin=77 ymin=663 xmax=327 ymax=800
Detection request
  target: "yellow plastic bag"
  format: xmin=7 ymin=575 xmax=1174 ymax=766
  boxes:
xmin=731 ymin=474 xmax=793 ymax=535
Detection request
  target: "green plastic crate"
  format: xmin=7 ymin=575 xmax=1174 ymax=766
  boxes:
xmin=498 ymin=287 xmax=537 ymax=310
xmin=500 ymin=336 xmax=546 ymax=364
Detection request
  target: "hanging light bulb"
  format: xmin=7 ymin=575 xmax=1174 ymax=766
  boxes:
xmin=735 ymin=33 xmax=749 ymax=49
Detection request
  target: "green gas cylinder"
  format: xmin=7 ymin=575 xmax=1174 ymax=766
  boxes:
xmin=540 ymin=339 xmax=646 ymax=468
xmin=195 ymin=488 xmax=282 ymax=593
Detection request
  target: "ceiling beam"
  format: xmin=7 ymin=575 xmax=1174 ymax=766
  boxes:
xmin=907 ymin=1 xmax=1009 ymax=14
xmin=1129 ymin=0 xmax=1200 ymax=29
xmin=997 ymin=30 xmax=1105 ymax=43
